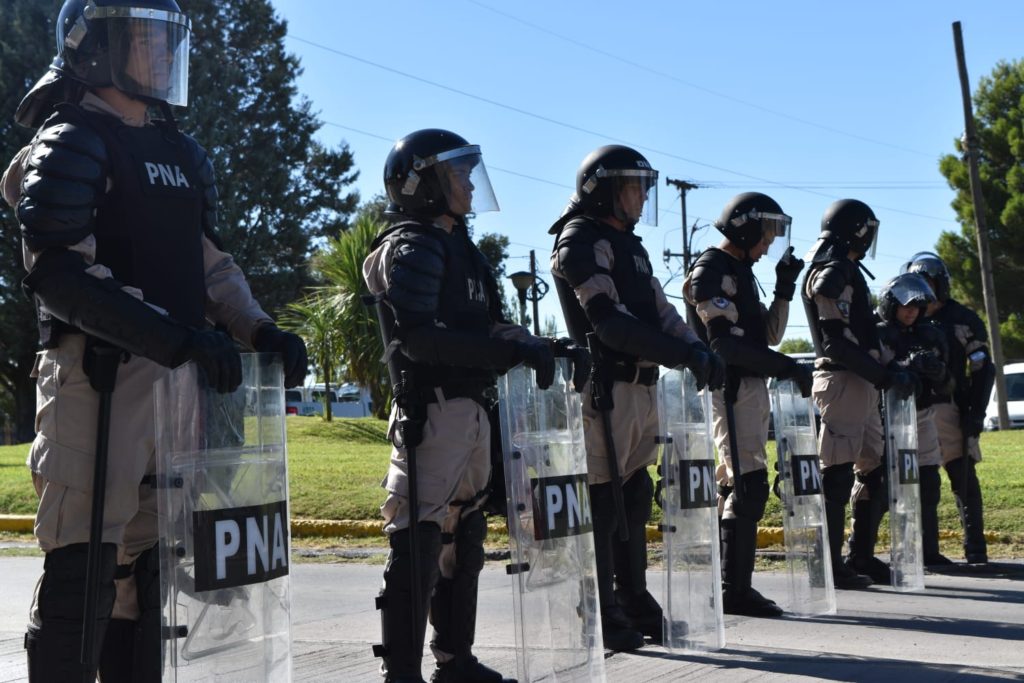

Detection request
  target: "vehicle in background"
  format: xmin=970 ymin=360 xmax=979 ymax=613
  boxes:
xmin=286 ymin=382 xmax=373 ymax=418
xmin=767 ymin=352 xmax=818 ymax=441
xmin=984 ymin=362 xmax=1024 ymax=431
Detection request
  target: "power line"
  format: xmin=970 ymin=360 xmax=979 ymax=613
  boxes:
xmin=464 ymin=0 xmax=935 ymax=158
xmin=289 ymin=35 xmax=956 ymax=224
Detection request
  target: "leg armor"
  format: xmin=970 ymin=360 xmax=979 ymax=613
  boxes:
xmin=821 ymin=464 xmax=872 ymax=589
xmin=589 ymin=483 xmax=643 ymax=652
xmin=919 ymin=465 xmax=952 ymax=566
xmin=945 ymin=458 xmax=988 ymax=563
xmin=721 ymin=470 xmax=781 ymax=617
xmin=846 ymin=466 xmax=890 ymax=584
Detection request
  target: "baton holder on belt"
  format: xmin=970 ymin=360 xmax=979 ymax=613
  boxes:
xmin=587 ymin=333 xmax=629 ymax=542
xmin=81 ymin=342 xmax=123 ymax=680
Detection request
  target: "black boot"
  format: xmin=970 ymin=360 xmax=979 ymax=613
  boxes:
xmin=26 ymin=543 xmax=117 ymax=682
xmin=590 ymin=483 xmax=644 ymax=652
xmin=822 ymin=465 xmax=872 ymax=589
xmin=919 ymin=465 xmax=953 ymax=566
xmin=375 ymin=523 xmax=441 ymax=683
xmin=846 ymin=497 xmax=891 ymax=585
xmin=429 ymin=511 xmax=515 ymax=683
xmin=720 ymin=474 xmax=782 ymax=618
xmin=611 ymin=471 xmax=682 ymax=642
xmin=946 ymin=458 xmax=988 ymax=564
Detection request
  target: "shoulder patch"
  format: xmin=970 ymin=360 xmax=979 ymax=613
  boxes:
xmin=712 ymin=296 xmax=730 ymax=310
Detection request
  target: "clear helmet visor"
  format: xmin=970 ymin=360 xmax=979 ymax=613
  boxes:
xmin=606 ymin=170 xmax=659 ymax=227
xmin=857 ymin=219 xmax=879 ymax=259
xmin=433 ymin=147 xmax=499 ymax=216
xmin=748 ymin=211 xmax=791 ymax=260
xmin=105 ymin=14 xmax=190 ymax=106
xmin=886 ymin=274 xmax=936 ymax=307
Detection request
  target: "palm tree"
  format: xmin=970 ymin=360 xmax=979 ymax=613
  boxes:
xmin=312 ymin=213 xmax=390 ymax=418
xmin=278 ymin=291 xmax=343 ymax=420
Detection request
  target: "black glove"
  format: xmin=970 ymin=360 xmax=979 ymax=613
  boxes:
xmin=773 ymin=246 xmax=805 ymax=301
xmin=552 ymin=337 xmax=592 ymax=393
xmin=515 ymin=341 xmax=555 ymax=390
xmin=686 ymin=346 xmax=712 ymax=390
xmin=177 ymin=330 xmax=242 ymax=394
xmin=965 ymin=412 xmax=985 ymax=438
xmin=884 ymin=369 xmax=918 ymax=400
xmin=782 ymin=360 xmax=814 ymax=398
xmin=908 ymin=349 xmax=946 ymax=383
xmin=253 ymin=324 xmax=309 ymax=389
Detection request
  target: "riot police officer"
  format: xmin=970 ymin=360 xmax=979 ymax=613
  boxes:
xmin=3 ymin=1 xmax=307 ymax=680
xmin=802 ymin=199 xmax=916 ymax=589
xmin=364 ymin=129 xmax=568 ymax=683
xmin=549 ymin=145 xmax=721 ymax=650
xmin=875 ymin=273 xmax=954 ymax=567
xmin=683 ymin=192 xmax=812 ymax=616
xmin=903 ymin=252 xmax=993 ymax=564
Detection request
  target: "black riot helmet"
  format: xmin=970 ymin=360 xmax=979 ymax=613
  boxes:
xmin=899 ymin=251 xmax=951 ymax=302
xmin=60 ymin=0 xmax=190 ymax=104
xmin=576 ymin=145 xmax=658 ymax=228
xmin=714 ymin=192 xmax=791 ymax=259
xmin=819 ymin=199 xmax=879 ymax=259
xmin=876 ymin=273 xmax=936 ymax=324
xmin=384 ymin=129 xmax=499 ymax=221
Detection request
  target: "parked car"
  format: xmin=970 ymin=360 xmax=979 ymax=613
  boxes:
xmin=984 ymin=362 xmax=1024 ymax=430
xmin=767 ymin=352 xmax=818 ymax=441
xmin=285 ymin=382 xmax=373 ymax=418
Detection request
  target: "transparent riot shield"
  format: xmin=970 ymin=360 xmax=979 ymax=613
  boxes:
xmin=883 ymin=388 xmax=925 ymax=592
xmin=154 ymin=353 xmax=292 ymax=681
xmin=497 ymin=358 xmax=605 ymax=683
xmin=657 ymin=367 xmax=725 ymax=652
xmin=770 ymin=379 xmax=836 ymax=617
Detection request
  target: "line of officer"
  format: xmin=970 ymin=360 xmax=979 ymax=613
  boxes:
xmin=2 ymin=1 xmax=307 ymax=680
xmin=802 ymin=199 xmax=917 ymax=589
xmin=363 ymin=129 xmax=587 ymax=683
xmin=684 ymin=192 xmax=813 ymax=616
xmin=903 ymin=253 xmax=993 ymax=564
xmin=875 ymin=273 xmax=954 ymax=567
xmin=549 ymin=145 xmax=722 ymax=651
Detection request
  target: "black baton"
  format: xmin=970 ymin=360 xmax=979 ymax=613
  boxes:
xmin=587 ymin=333 xmax=629 ymax=542
xmin=724 ymin=369 xmax=744 ymax=503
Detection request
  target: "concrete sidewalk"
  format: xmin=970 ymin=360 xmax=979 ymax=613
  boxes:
xmin=1 ymin=556 xmax=1022 ymax=681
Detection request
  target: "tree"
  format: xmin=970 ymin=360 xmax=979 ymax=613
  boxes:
xmin=937 ymin=59 xmax=1024 ymax=357
xmin=0 ymin=0 xmax=359 ymax=440
xmin=778 ymin=338 xmax=814 ymax=354
xmin=277 ymin=292 xmax=342 ymax=421
xmin=312 ymin=212 xmax=390 ymax=419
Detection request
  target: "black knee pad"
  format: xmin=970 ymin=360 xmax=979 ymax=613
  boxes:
xmin=945 ymin=458 xmax=981 ymax=501
xmin=855 ymin=465 xmax=885 ymax=499
xmin=733 ymin=470 xmax=770 ymax=521
xmin=39 ymin=543 xmax=117 ymax=622
xmin=134 ymin=545 xmax=161 ymax=615
xmin=622 ymin=469 xmax=654 ymax=524
xmin=919 ymin=465 xmax=941 ymax=507
xmin=822 ymin=463 xmax=854 ymax=505
xmin=455 ymin=510 xmax=487 ymax=574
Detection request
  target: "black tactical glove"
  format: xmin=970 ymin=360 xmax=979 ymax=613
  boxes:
xmin=176 ymin=330 xmax=242 ymax=394
xmin=253 ymin=324 xmax=309 ymax=389
xmin=908 ymin=349 xmax=946 ymax=383
xmin=883 ymin=368 xmax=918 ymax=400
xmin=515 ymin=341 xmax=555 ymax=390
xmin=686 ymin=345 xmax=712 ymax=390
xmin=781 ymin=360 xmax=814 ymax=398
xmin=552 ymin=337 xmax=592 ymax=393
xmin=707 ymin=352 xmax=726 ymax=391
xmin=773 ymin=246 xmax=805 ymax=301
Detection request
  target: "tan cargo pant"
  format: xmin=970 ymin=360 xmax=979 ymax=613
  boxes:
xmin=581 ymin=378 xmax=659 ymax=486
xmin=380 ymin=391 xmax=492 ymax=579
xmin=27 ymin=334 xmax=165 ymax=622
xmin=932 ymin=401 xmax=982 ymax=464
xmin=711 ymin=376 xmax=770 ymax=483
xmin=917 ymin=405 xmax=943 ymax=468
xmin=813 ymin=369 xmax=883 ymax=470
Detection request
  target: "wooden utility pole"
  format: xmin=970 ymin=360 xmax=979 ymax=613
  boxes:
xmin=952 ymin=21 xmax=1009 ymax=429
xmin=529 ymin=250 xmax=540 ymax=336
xmin=665 ymin=178 xmax=701 ymax=271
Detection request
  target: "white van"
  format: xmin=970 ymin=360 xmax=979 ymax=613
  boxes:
xmin=285 ymin=382 xmax=373 ymax=418
xmin=984 ymin=362 xmax=1024 ymax=430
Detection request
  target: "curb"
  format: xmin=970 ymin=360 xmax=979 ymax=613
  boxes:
xmin=2 ymin=514 xmax=1009 ymax=548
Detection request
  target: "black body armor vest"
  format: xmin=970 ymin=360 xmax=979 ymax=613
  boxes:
xmin=803 ymin=259 xmax=881 ymax=362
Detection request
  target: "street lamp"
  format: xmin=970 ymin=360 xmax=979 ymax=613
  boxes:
xmin=509 ymin=270 xmax=533 ymax=327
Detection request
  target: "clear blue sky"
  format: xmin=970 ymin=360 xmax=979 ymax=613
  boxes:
xmin=269 ymin=0 xmax=1021 ymax=341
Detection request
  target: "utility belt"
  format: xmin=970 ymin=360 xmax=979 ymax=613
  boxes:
xmin=609 ymin=362 xmax=659 ymax=386
xmin=816 ymin=361 xmax=847 ymax=373
xmin=418 ymin=381 xmax=493 ymax=407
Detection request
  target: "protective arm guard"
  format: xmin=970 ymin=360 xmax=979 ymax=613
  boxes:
xmin=587 ymin=293 xmax=694 ymax=367
xmin=17 ymin=116 xmax=107 ymax=251
xmin=23 ymin=248 xmax=191 ymax=367
xmin=706 ymin=317 xmax=794 ymax=378
xmin=401 ymin=324 xmax=521 ymax=369
xmin=819 ymin=319 xmax=887 ymax=386
xmin=183 ymin=134 xmax=221 ymax=244
xmin=967 ymin=358 xmax=995 ymax=419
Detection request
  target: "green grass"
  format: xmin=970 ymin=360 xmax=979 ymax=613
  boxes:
xmin=1 ymin=417 xmax=1021 ymax=556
